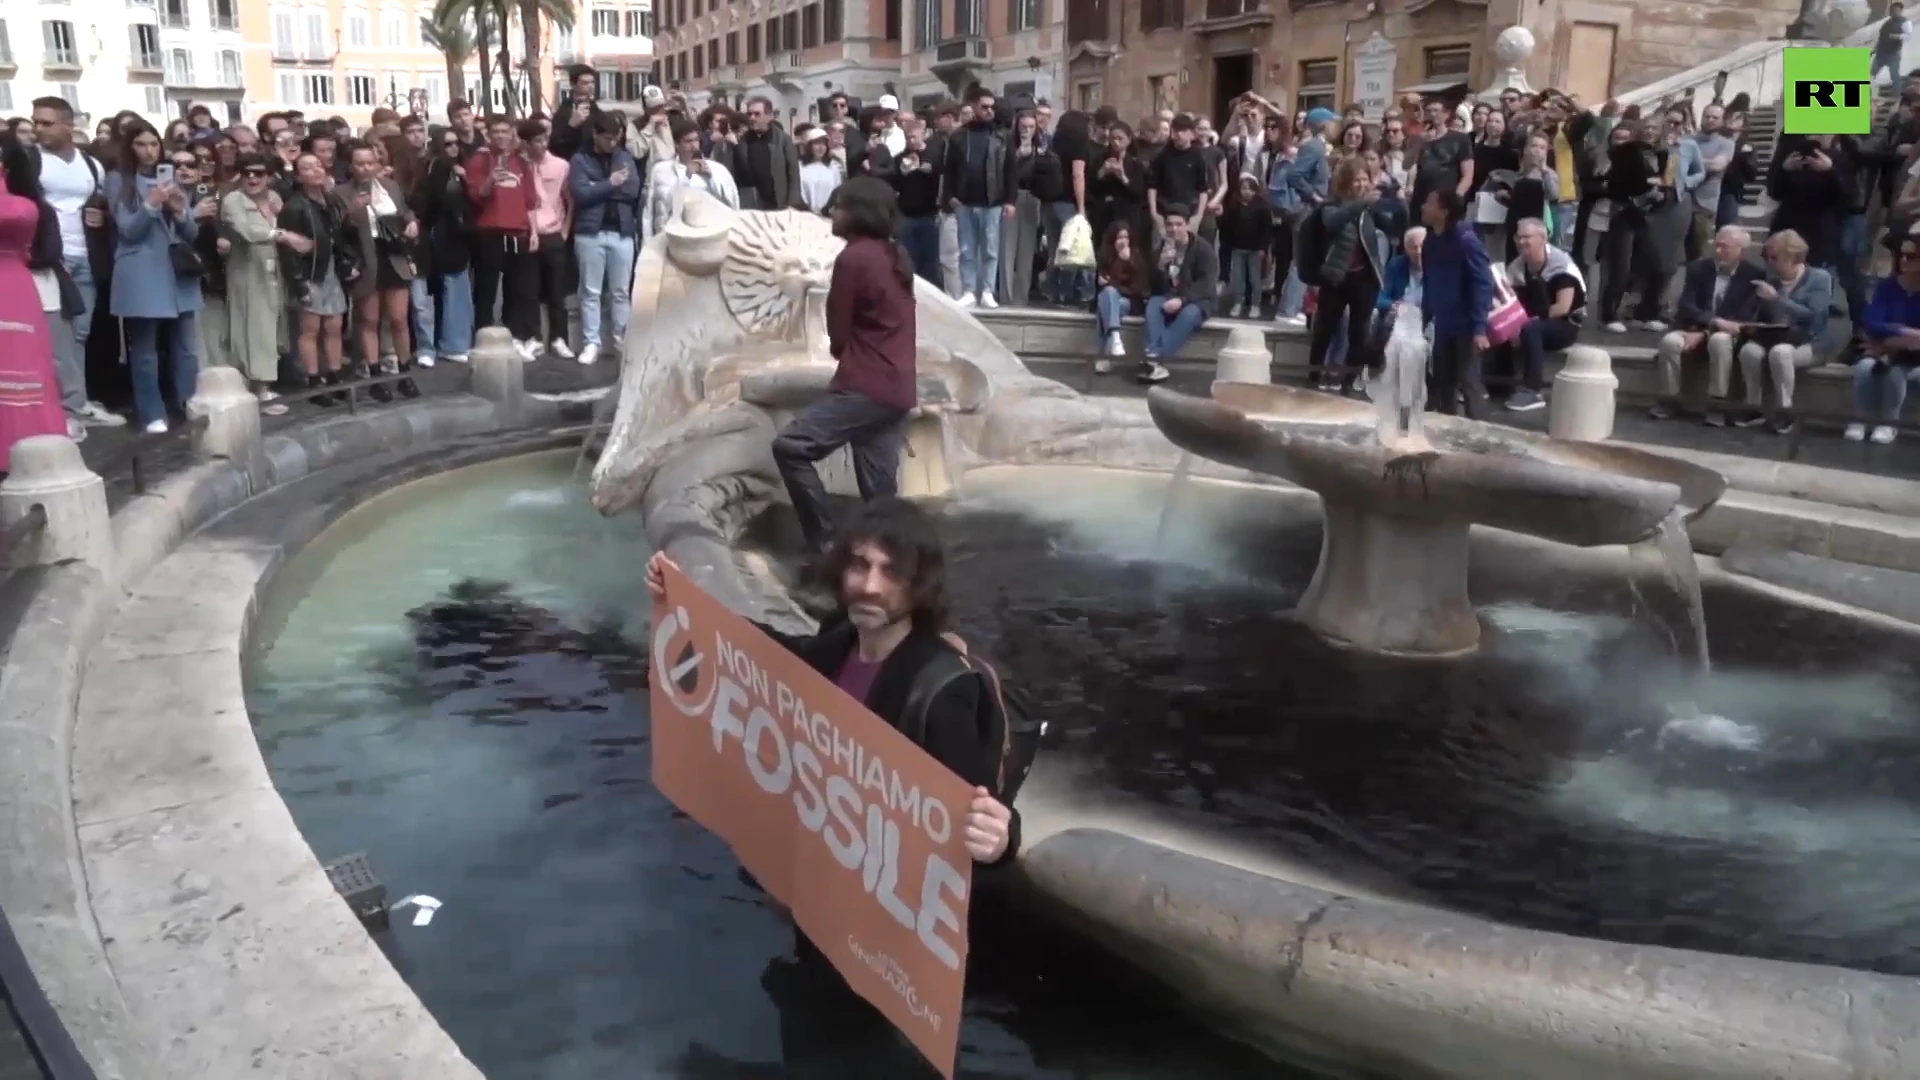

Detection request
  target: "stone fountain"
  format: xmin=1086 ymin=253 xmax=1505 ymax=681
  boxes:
xmin=1147 ymin=383 xmax=1727 ymax=656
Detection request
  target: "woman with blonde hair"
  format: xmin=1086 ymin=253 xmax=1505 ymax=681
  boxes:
xmin=1736 ymin=228 xmax=1831 ymax=434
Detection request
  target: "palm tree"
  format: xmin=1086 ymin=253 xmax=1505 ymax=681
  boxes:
xmin=432 ymin=0 xmax=510 ymax=114
xmin=516 ymin=0 xmax=575 ymax=115
xmin=420 ymin=12 xmax=474 ymax=109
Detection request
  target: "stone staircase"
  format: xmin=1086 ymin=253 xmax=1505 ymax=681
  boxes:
xmin=974 ymin=307 xmax=1863 ymax=424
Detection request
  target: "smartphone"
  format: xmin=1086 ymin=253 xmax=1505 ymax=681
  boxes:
xmin=155 ymin=163 xmax=175 ymax=186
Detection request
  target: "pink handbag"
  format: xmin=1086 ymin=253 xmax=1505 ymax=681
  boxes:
xmin=1485 ymin=272 xmax=1531 ymax=347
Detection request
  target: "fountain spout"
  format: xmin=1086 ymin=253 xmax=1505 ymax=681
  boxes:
xmin=1146 ymin=384 xmax=1728 ymax=657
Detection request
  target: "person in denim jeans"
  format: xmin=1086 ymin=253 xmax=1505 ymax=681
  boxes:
xmin=890 ymin=123 xmax=944 ymax=285
xmin=1850 ymin=237 xmax=1920 ymax=444
xmin=417 ymin=133 xmax=475 ymax=362
xmin=569 ymin=113 xmax=643 ymax=366
xmin=1220 ymin=174 xmax=1273 ymax=318
xmin=1271 ymin=114 xmax=1331 ymax=325
xmin=943 ymin=90 xmax=1013 ymax=308
xmin=1092 ymin=220 xmax=1147 ymax=372
xmin=1139 ymin=205 xmax=1218 ymax=383
xmin=105 ymin=124 xmax=202 ymax=434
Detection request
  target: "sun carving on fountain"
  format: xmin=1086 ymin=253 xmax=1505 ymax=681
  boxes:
xmin=718 ymin=211 xmax=843 ymax=342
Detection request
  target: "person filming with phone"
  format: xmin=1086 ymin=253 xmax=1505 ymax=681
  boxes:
xmin=466 ymin=114 xmax=542 ymax=359
xmin=104 ymin=120 xmax=203 ymax=434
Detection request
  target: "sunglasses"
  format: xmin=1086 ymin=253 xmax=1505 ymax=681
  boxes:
xmin=242 ymin=168 xmax=269 ymax=178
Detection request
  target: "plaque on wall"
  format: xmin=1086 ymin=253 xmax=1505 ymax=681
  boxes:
xmin=1352 ymin=32 xmax=1397 ymax=122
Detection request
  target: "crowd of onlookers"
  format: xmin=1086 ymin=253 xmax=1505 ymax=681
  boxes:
xmin=9 ymin=56 xmax=1920 ymax=478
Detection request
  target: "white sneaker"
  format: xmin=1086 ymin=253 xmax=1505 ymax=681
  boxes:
xmin=549 ymin=339 xmax=575 ymax=360
xmin=1641 ymin=320 xmax=1669 ymax=333
xmin=1106 ymin=331 xmax=1126 ymax=358
xmin=523 ymin=339 xmax=546 ymax=358
xmin=978 ymin=293 xmax=999 ymax=309
xmin=1603 ymin=321 xmax=1628 ymax=333
xmin=66 ymin=417 xmax=86 ymax=443
xmin=1229 ymin=304 xmax=1246 ymax=319
xmin=1274 ymin=313 xmax=1306 ymax=327
xmin=144 ymin=419 xmax=168 ymax=434
xmin=1844 ymin=422 xmax=1867 ymax=441
xmin=1871 ymin=424 xmax=1899 ymax=444
xmin=578 ymin=343 xmax=600 ymax=366
xmin=80 ymin=401 xmax=125 ymax=427
xmin=956 ymin=293 xmax=977 ymax=309
xmin=414 ymin=352 xmax=436 ymax=369
xmin=1093 ymin=358 xmax=1113 ymax=374
xmin=441 ymin=352 xmax=469 ymax=364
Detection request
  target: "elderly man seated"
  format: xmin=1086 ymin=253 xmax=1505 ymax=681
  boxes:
xmin=1500 ymin=217 xmax=1586 ymax=412
xmin=1652 ymin=225 xmax=1764 ymax=425
xmin=1736 ymin=228 xmax=1833 ymax=435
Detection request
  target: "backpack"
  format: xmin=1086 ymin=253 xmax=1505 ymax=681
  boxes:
xmin=901 ymin=640 xmax=1042 ymax=805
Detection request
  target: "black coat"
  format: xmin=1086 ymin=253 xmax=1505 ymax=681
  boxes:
xmin=1673 ymin=256 xmax=1766 ymax=330
xmin=415 ymin=158 xmax=474 ymax=277
xmin=276 ymin=186 xmax=357 ymax=302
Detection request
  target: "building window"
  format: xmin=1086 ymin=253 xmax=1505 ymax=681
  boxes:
xmin=166 ymin=46 xmax=190 ymax=81
xmin=211 ymin=0 xmax=238 ymax=30
xmin=347 ymin=9 xmax=370 ymax=47
xmin=1148 ymin=72 xmax=1175 ymax=111
xmin=307 ymin=72 xmax=335 ymax=104
xmin=955 ymin=0 xmax=982 ymax=35
xmin=42 ymin=21 xmax=79 ymax=66
xmin=219 ymin=49 xmax=242 ymax=84
xmin=422 ymin=73 xmax=444 ymax=106
xmin=348 ymin=72 xmax=376 ymax=104
xmin=882 ymin=0 xmax=896 ymax=41
xmin=0 ymin=84 xmax=12 ymax=112
xmin=161 ymin=0 xmax=188 ymax=29
xmin=1008 ymin=0 xmax=1038 ymax=32
xmin=1297 ymin=58 xmax=1337 ymax=113
xmin=56 ymin=83 xmax=79 ymax=110
xmin=912 ymin=0 xmax=935 ymax=48
xmin=382 ymin=9 xmax=407 ymax=46
xmin=707 ymin=38 xmax=717 ymax=68
xmin=0 ymin=21 xmax=11 ymax=65
xmin=621 ymin=10 xmax=639 ymax=35
xmin=272 ymin=10 xmax=297 ymax=56
xmin=592 ymin=10 xmax=616 ymax=33
xmin=305 ymin=10 xmax=329 ymax=60
xmin=825 ymin=0 xmax=844 ymax=41
xmin=725 ymin=30 xmax=738 ymax=63
xmin=782 ymin=11 xmax=798 ymax=48
xmin=802 ymin=3 xmax=819 ymax=48
xmin=765 ymin=16 xmax=779 ymax=52
xmin=746 ymin=23 xmax=760 ymax=60
xmin=692 ymin=45 xmax=703 ymax=78
xmin=129 ymin=25 xmax=161 ymax=69
xmin=1423 ymin=44 xmax=1471 ymax=80
xmin=1075 ymin=79 xmax=1100 ymax=110
xmin=144 ymin=85 xmax=163 ymax=113
xmin=1139 ymin=0 xmax=1180 ymax=32
xmin=278 ymin=72 xmax=300 ymax=102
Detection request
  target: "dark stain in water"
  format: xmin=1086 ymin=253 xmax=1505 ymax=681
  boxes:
xmin=257 ymin=576 xmax=1320 ymax=1079
xmin=940 ymin=507 xmax=1920 ymax=979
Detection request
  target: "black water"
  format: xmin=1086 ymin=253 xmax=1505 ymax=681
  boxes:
xmin=255 ymin=579 xmax=1317 ymax=1080
xmin=940 ymin=499 xmax=1920 ymax=979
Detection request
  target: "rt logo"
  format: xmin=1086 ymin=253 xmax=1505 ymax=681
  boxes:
xmin=1783 ymin=47 xmax=1873 ymax=135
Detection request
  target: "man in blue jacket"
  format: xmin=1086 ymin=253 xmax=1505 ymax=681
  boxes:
xmin=1418 ymin=189 xmax=1494 ymax=418
xmin=567 ymin=113 xmax=643 ymax=367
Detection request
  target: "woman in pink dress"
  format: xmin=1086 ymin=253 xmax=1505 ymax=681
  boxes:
xmin=0 ymin=145 xmax=67 ymax=473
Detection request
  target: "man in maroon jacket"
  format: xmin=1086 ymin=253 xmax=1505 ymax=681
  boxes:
xmin=770 ymin=176 xmax=918 ymax=551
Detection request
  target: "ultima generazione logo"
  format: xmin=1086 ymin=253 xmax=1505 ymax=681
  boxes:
xmin=1783 ymin=47 xmax=1873 ymax=135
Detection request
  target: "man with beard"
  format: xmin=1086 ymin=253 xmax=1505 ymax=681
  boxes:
xmin=641 ymin=496 xmax=1020 ymax=1065
xmin=1408 ymin=86 xmax=1475 ymax=218
xmin=548 ymin=63 xmax=604 ymax=159
xmin=771 ymin=177 xmax=918 ymax=551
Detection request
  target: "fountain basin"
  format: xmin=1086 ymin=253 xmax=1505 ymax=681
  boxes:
xmin=1147 ymin=383 xmax=1730 ymax=656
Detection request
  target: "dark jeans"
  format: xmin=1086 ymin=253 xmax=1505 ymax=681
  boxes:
xmin=1599 ymin=214 xmax=1663 ymax=324
xmin=1429 ymin=333 xmax=1488 ymax=419
xmin=898 ymin=215 xmax=941 ymax=287
xmin=771 ymin=390 xmax=910 ymax=548
xmin=472 ymin=229 xmax=539 ymax=341
xmin=1572 ymin=193 xmax=1602 ymax=271
xmin=1514 ymin=316 xmax=1581 ymax=389
xmin=534 ymin=232 xmax=570 ymax=345
xmin=1309 ymin=274 xmax=1379 ymax=386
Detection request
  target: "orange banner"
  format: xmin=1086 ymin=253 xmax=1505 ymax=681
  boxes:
xmin=649 ymin=562 xmax=975 ymax=1077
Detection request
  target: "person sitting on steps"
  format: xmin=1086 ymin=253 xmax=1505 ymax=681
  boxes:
xmin=1735 ymin=228 xmax=1832 ymax=435
xmin=1849 ymin=232 xmax=1920 ymax=444
xmin=1651 ymin=224 xmax=1764 ymax=425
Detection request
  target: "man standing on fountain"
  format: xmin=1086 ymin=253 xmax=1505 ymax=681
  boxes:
xmin=770 ymin=176 xmax=918 ymax=553
xmin=1417 ymin=189 xmax=1495 ymax=418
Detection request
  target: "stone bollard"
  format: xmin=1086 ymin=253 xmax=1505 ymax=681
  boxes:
xmin=1216 ymin=325 xmax=1272 ymax=385
xmin=0 ymin=435 xmax=112 ymax=572
xmin=188 ymin=364 xmax=268 ymax=490
xmin=1548 ymin=344 xmax=1618 ymax=441
xmin=469 ymin=326 xmax=528 ymax=426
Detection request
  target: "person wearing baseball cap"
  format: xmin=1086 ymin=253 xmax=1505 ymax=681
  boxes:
xmin=876 ymin=94 xmax=906 ymax=156
xmin=628 ymin=85 xmax=678 ymax=237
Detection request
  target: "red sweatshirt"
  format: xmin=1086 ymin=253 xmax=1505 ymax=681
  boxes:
xmin=826 ymin=237 xmax=917 ymax=411
xmin=466 ymin=148 xmax=539 ymax=235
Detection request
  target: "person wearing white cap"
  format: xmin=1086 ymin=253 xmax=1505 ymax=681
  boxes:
xmin=629 ymin=85 xmax=678 ymax=241
xmin=877 ymin=94 xmax=907 ymax=158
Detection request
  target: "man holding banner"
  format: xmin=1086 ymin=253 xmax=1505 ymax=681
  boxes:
xmin=645 ymin=497 xmax=1021 ymax=1078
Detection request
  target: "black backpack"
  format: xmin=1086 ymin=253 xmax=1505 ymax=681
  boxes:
xmin=901 ymin=641 xmax=1042 ymax=805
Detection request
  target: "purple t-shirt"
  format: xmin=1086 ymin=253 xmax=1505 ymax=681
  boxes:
xmin=834 ymin=653 xmax=883 ymax=706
